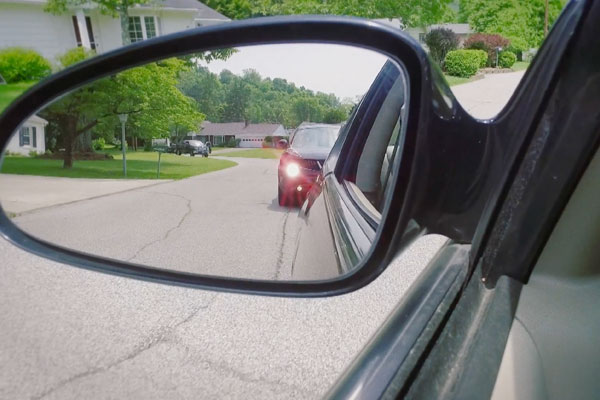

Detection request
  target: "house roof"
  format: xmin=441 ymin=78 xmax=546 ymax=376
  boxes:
xmin=27 ymin=114 xmax=48 ymax=125
xmin=138 ymin=0 xmax=229 ymax=20
xmin=4 ymin=0 xmax=229 ymax=20
xmin=429 ymin=23 xmax=472 ymax=34
xmin=200 ymin=122 xmax=285 ymax=136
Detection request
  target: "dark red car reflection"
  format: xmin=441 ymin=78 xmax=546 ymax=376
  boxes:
xmin=278 ymin=123 xmax=341 ymax=207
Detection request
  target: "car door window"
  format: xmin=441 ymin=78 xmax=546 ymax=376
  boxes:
xmin=344 ymin=68 xmax=407 ymax=217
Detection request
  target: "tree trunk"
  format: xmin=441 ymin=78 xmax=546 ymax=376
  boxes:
xmin=63 ymin=118 xmax=77 ymax=169
xmin=544 ymin=0 xmax=549 ymax=36
xmin=73 ymin=130 xmax=93 ymax=153
xmin=120 ymin=0 xmax=131 ymax=46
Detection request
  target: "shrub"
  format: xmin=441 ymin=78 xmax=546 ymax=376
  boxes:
xmin=143 ymin=140 xmax=153 ymax=151
xmin=225 ymin=138 xmax=239 ymax=147
xmin=472 ymin=49 xmax=488 ymax=68
xmin=57 ymin=47 xmax=96 ymax=69
xmin=445 ymin=50 xmax=481 ymax=78
xmin=498 ymin=51 xmax=517 ymax=68
xmin=464 ymin=33 xmax=511 ymax=67
xmin=0 ymin=48 xmax=52 ymax=83
xmin=506 ymin=36 xmax=528 ymax=61
xmin=92 ymin=137 xmax=106 ymax=151
xmin=28 ymin=150 xmax=38 ymax=157
xmin=424 ymin=28 xmax=459 ymax=67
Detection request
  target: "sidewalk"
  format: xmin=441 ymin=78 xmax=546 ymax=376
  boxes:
xmin=451 ymin=71 xmax=526 ymax=119
xmin=0 ymin=174 xmax=171 ymax=214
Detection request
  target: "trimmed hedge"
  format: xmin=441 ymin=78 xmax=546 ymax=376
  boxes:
xmin=57 ymin=47 xmax=95 ymax=68
xmin=0 ymin=48 xmax=52 ymax=83
xmin=473 ymin=49 xmax=488 ymax=68
xmin=499 ymin=50 xmax=517 ymax=68
xmin=445 ymin=50 xmax=481 ymax=78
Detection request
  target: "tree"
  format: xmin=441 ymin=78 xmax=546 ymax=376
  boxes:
xmin=292 ymin=96 xmax=323 ymax=125
xmin=41 ymin=57 xmax=203 ymax=168
xmin=424 ymin=28 xmax=459 ymax=67
xmin=178 ymin=67 xmax=225 ymax=122
xmin=203 ymin=0 xmax=454 ymax=28
xmin=459 ymin=0 xmax=566 ymax=48
xmin=222 ymin=79 xmax=251 ymax=121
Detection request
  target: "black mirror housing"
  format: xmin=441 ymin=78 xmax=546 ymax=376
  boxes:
xmin=0 ymin=16 xmax=489 ymax=297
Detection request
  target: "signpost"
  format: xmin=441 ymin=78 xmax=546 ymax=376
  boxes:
xmin=118 ymin=114 xmax=128 ymax=177
xmin=496 ymin=47 xmax=503 ymax=68
xmin=156 ymin=149 xmax=163 ymax=178
xmin=152 ymin=140 xmax=170 ymax=179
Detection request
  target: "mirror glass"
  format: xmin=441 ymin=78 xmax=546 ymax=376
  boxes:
xmin=0 ymin=43 xmax=407 ymax=281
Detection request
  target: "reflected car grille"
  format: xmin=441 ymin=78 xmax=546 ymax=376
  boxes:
xmin=302 ymin=159 xmax=322 ymax=171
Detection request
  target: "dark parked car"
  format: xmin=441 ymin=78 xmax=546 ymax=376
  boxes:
xmin=277 ymin=123 xmax=340 ymax=206
xmin=2 ymin=5 xmax=599 ymax=399
xmin=175 ymin=140 xmax=209 ymax=157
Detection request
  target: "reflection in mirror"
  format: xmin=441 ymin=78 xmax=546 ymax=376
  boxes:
xmin=0 ymin=43 xmax=407 ymax=281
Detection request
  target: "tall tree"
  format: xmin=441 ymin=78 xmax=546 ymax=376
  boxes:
xmin=203 ymin=0 xmax=454 ymax=28
xmin=41 ymin=57 xmax=203 ymax=168
xmin=459 ymin=0 xmax=566 ymax=48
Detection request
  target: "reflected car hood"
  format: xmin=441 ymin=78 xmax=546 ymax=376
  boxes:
xmin=288 ymin=146 xmax=331 ymax=160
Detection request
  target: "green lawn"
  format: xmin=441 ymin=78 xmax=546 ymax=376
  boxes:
xmin=0 ymin=82 xmax=36 ymax=112
xmin=512 ymin=61 xmax=531 ymax=71
xmin=444 ymin=75 xmax=476 ymax=87
xmin=216 ymin=148 xmax=283 ymax=159
xmin=1 ymin=150 xmax=237 ymax=180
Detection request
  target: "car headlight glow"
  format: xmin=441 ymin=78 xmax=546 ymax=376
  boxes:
xmin=286 ymin=162 xmax=300 ymax=178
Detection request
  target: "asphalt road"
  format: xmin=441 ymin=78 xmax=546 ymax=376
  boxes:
xmin=0 ymin=71 xmax=525 ymax=399
xmin=10 ymin=157 xmax=301 ymax=280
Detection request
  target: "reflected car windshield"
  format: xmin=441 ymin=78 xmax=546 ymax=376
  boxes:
xmin=291 ymin=126 xmax=340 ymax=149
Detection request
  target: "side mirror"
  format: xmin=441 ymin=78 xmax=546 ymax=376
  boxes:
xmin=0 ymin=16 xmax=483 ymax=296
xmin=278 ymin=139 xmax=289 ymax=149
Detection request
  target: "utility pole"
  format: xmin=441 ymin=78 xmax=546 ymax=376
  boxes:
xmin=544 ymin=0 xmax=549 ymax=36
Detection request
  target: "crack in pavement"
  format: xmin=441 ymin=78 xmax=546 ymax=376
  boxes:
xmin=273 ymin=210 xmax=290 ymax=280
xmin=126 ymin=191 xmax=192 ymax=263
xmin=190 ymin=353 xmax=317 ymax=398
xmin=30 ymin=294 xmax=219 ymax=400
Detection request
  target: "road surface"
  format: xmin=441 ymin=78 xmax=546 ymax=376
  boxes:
xmin=10 ymin=157 xmax=301 ymax=280
xmin=0 ymin=70 xmax=525 ymax=399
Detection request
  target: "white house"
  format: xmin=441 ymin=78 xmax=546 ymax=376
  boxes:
xmin=199 ymin=121 xmax=287 ymax=148
xmin=0 ymin=0 xmax=230 ymax=62
xmin=6 ymin=115 xmax=47 ymax=155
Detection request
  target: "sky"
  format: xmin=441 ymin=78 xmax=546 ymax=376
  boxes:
xmin=200 ymin=44 xmax=390 ymax=100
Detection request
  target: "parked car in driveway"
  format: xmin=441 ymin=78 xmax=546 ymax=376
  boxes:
xmin=175 ymin=140 xmax=209 ymax=157
xmin=277 ymin=123 xmax=341 ymax=206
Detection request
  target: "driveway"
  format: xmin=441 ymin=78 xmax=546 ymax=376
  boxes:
xmin=452 ymin=70 xmax=526 ymax=119
xmin=0 ymin=174 xmax=171 ymax=214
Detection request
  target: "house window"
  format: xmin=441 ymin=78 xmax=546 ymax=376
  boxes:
xmin=19 ymin=127 xmax=30 ymax=146
xmin=129 ymin=16 xmax=159 ymax=42
xmin=32 ymin=127 xmax=37 ymax=148
xmin=144 ymin=17 xmax=157 ymax=38
xmin=128 ymin=17 xmax=144 ymax=42
xmin=418 ymin=33 xmax=426 ymax=43
xmin=72 ymin=16 xmax=97 ymax=50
